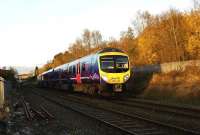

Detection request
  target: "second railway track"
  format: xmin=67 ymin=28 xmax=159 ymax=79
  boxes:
xmin=112 ymin=98 xmax=200 ymax=119
xmin=30 ymin=88 xmax=200 ymax=135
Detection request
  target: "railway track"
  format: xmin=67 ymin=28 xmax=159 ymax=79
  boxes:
xmin=113 ymin=98 xmax=200 ymax=119
xmin=21 ymin=96 xmax=54 ymax=121
xmin=31 ymin=89 xmax=199 ymax=135
xmin=65 ymin=94 xmax=200 ymax=134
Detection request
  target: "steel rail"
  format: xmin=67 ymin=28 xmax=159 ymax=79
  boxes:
xmin=31 ymin=91 xmax=139 ymax=135
xmin=127 ymin=98 xmax=200 ymax=112
xmin=65 ymin=94 xmax=200 ymax=135
xmin=116 ymin=98 xmax=200 ymax=119
xmin=31 ymin=90 xmax=200 ymax=135
xmin=40 ymin=106 xmax=55 ymax=119
xmin=21 ymin=97 xmax=32 ymax=120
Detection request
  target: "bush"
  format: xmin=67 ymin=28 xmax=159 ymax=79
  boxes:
xmin=140 ymin=65 xmax=200 ymax=105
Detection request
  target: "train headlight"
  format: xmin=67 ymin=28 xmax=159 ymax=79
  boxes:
xmin=102 ymin=76 xmax=108 ymax=82
xmin=123 ymin=74 xmax=130 ymax=82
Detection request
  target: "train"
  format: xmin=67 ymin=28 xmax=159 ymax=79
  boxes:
xmin=37 ymin=48 xmax=131 ymax=96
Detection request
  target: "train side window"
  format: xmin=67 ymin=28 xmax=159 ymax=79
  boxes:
xmin=82 ymin=63 xmax=86 ymax=72
xmin=67 ymin=65 xmax=69 ymax=73
xmin=91 ymin=57 xmax=95 ymax=72
xmin=66 ymin=66 xmax=69 ymax=73
xmin=69 ymin=66 xmax=72 ymax=73
xmin=73 ymin=65 xmax=76 ymax=74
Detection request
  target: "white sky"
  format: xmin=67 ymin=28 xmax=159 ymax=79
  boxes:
xmin=0 ymin=0 xmax=193 ymax=67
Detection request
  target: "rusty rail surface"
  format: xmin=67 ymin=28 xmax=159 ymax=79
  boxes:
xmin=21 ymin=96 xmax=54 ymax=121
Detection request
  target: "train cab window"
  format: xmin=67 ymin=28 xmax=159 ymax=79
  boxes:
xmin=100 ymin=56 xmax=115 ymax=70
xmin=116 ymin=56 xmax=129 ymax=69
xmin=100 ymin=55 xmax=129 ymax=73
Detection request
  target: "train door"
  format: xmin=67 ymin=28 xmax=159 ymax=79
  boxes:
xmin=76 ymin=62 xmax=81 ymax=84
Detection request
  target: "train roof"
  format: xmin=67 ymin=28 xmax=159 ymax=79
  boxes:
xmin=38 ymin=48 xmax=125 ymax=76
xmin=39 ymin=68 xmax=53 ymax=76
xmin=96 ymin=48 xmax=124 ymax=54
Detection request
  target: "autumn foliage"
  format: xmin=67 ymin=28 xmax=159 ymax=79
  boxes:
xmin=37 ymin=3 xmax=200 ymax=75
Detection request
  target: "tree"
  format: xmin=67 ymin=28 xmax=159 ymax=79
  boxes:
xmin=34 ymin=66 xmax=39 ymax=76
xmin=185 ymin=7 xmax=200 ymax=59
xmin=91 ymin=30 xmax=102 ymax=48
xmin=193 ymin=0 xmax=200 ymax=10
xmin=82 ymin=29 xmax=92 ymax=52
xmin=187 ymin=35 xmax=200 ymax=58
xmin=39 ymin=2 xmax=200 ymax=73
xmin=69 ymin=38 xmax=87 ymax=59
xmin=120 ymin=27 xmax=135 ymax=39
xmin=132 ymin=11 xmax=153 ymax=35
xmin=52 ymin=53 xmax=64 ymax=67
xmin=107 ymin=37 xmax=119 ymax=49
xmin=120 ymin=27 xmax=138 ymax=65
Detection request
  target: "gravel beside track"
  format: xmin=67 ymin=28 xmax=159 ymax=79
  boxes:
xmin=21 ymin=88 xmax=125 ymax=135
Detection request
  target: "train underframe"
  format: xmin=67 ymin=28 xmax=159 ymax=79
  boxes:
xmin=38 ymin=80 xmax=127 ymax=96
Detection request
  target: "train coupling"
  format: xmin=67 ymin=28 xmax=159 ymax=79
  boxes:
xmin=113 ymin=84 xmax=122 ymax=92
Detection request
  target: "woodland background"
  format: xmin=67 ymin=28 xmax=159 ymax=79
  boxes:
xmin=37 ymin=1 xmax=200 ymax=74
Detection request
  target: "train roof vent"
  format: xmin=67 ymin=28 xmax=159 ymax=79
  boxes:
xmin=97 ymin=48 xmax=124 ymax=54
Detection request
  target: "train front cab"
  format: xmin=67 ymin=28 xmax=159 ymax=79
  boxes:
xmin=98 ymin=52 xmax=131 ymax=95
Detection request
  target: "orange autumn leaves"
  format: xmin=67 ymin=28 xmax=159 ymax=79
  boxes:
xmin=37 ymin=5 xmax=200 ymax=74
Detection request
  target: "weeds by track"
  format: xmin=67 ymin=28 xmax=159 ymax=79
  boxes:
xmin=30 ymin=88 xmax=200 ymax=135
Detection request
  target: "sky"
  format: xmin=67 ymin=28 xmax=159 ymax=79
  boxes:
xmin=0 ymin=0 xmax=193 ymax=69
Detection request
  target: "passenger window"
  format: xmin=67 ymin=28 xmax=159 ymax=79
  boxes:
xmin=66 ymin=66 xmax=69 ymax=73
xmin=69 ymin=66 xmax=72 ymax=73
xmin=82 ymin=63 xmax=86 ymax=72
xmin=73 ymin=65 xmax=76 ymax=74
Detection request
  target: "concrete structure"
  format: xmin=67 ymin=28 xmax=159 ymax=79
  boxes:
xmin=0 ymin=77 xmax=4 ymax=108
xmin=133 ymin=60 xmax=200 ymax=74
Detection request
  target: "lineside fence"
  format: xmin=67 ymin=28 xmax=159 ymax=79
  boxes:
xmin=133 ymin=60 xmax=200 ymax=74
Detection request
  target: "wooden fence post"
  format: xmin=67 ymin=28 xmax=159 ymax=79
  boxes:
xmin=0 ymin=77 xmax=4 ymax=109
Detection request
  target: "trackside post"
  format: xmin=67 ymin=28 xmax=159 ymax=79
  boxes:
xmin=0 ymin=77 xmax=4 ymax=108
